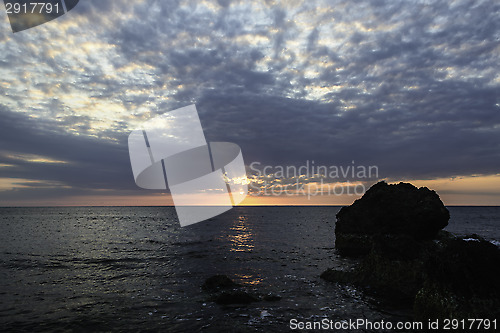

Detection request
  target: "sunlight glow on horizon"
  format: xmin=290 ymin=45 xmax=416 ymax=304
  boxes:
xmin=2 ymin=175 xmax=500 ymax=207
xmin=0 ymin=1 xmax=498 ymax=207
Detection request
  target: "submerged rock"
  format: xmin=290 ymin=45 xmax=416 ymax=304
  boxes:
xmin=202 ymin=275 xmax=238 ymax=291
xmin=335 ymin=181 xmax=449 ymax=256
xmin=202 ymin=275 xmax=267 ymax=306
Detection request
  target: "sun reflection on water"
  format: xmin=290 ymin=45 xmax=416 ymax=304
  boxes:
xmin=227 ymin=215 xmax=254 ymax=253
xmin=221 ymin=213 xmax=264 ymax=286
xmin=234 ymin=273 xmax=263 ymax=286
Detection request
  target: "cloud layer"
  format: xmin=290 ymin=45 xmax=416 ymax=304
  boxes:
xmin=0 ymin=0 xmax=499 ymax=202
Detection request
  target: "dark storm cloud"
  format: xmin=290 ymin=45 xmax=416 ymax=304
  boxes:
xmin=195 ymin=80 xmax=500 ymax=180
xmin=1 ymin=0 xmax=499 ymax=201
xmin=0 ymin=105 xmax=136 ymax=195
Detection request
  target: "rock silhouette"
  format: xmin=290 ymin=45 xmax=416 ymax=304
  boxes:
xmin=323 ymin=181 xmax=500 ymax=320
xmin=202 ymin=275 xmax=280 ymax=306
xmin=201 ymin=274 xmax=238 ymax=291
xmin=335 ymin=181 xmax=449 ymax=256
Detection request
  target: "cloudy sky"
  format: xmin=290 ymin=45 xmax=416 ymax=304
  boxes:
xmin=0 ymin=0 xmax=499 ymax=206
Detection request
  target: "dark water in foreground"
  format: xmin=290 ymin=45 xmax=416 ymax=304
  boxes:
xmin=0 ymin=206 xmax=499 ymax=332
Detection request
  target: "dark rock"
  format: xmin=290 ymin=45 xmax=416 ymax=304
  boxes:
xmin=214 ymin=291 xmax=260 ymax=305
xmin=370 ymin=234 xmax=425 ymax=260
xmin=321 ymin=248 xmax=427 ymax=304
xmin=324 ymin=182 xmax=499 ymax=320
xmin=427 ymin=234 xmax=500 ymax=298
xmin=202 ymin=274 xmax=264 ymax=306
xmin=323 ymin=230 xmax=500 ymax=319
xmin=320 ymin=268 xmax=354 ymax=284
xmin=335 ymin=181 xmax=449 ymax=256
xmin=352 ymin=249 xmax=426 ymax=303
xmin=202 ymin=275 xmax=238 ymax=291
xmin=334 ymin=233 xmax=374 ymax=257
xmin=414 ymin=235 xmax=500 ymax=320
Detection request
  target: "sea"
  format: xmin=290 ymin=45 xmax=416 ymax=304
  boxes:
xmin=0 ymin=206 xmax=499 ymax=332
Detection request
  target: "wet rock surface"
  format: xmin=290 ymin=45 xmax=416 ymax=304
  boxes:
xmin=414 ymin=234 xmax=500 ymax=320
xmin=202 ymin=275 xmax=281 ymax=306
xmin=201 ymin=274 xmax=238 ymax=291
xmin=335 ymin=181 xmax=449 ymax=256
xmin=323 ymin=182 xmax=500 ymax=320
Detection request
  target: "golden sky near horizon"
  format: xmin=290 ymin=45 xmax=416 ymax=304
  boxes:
xmin=0 ymin=0 xmax=499 ymax=206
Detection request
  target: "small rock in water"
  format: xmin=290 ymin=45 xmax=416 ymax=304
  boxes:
xmin=203 ymin=274 xmax=263 ymax=306
xmin=202 ymin=275 xmax=238 ymax=291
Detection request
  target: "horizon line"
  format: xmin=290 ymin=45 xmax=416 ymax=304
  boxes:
xmin=0 ymin=204 xmax=499 ymax=208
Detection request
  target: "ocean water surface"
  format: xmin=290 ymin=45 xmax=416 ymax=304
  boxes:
xmin=0 ymin=206 xmax=498 ymax=332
